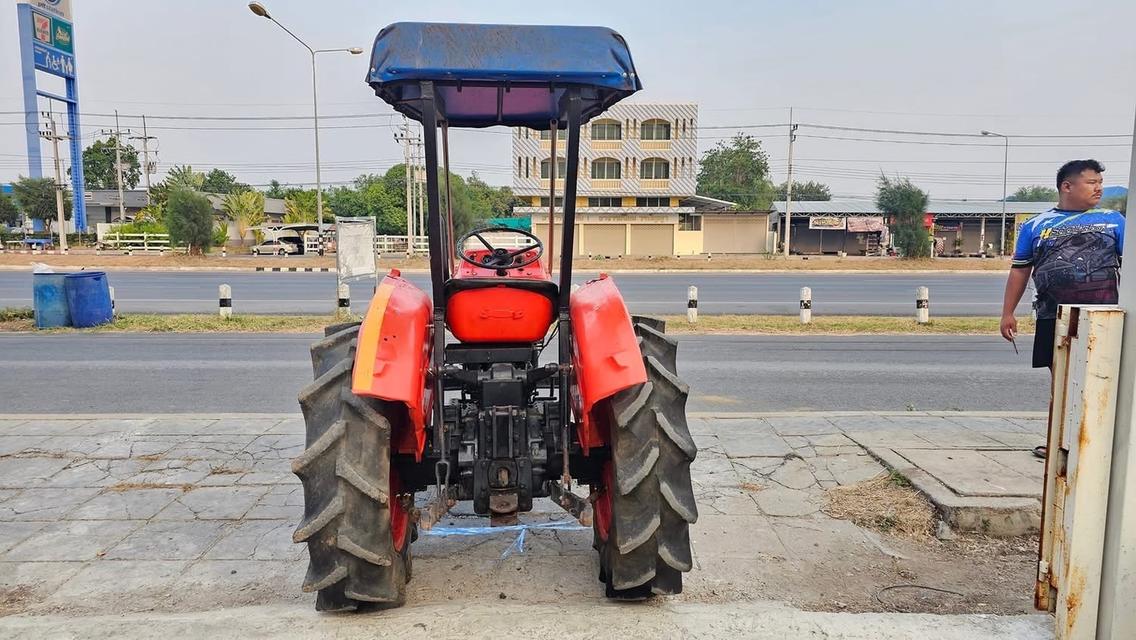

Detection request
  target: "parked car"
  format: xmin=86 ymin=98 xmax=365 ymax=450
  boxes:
xmin=251 ymin=239 xmax=300 ymax=256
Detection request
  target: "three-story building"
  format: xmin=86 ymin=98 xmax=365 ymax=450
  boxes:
xmin=511 ymin=103 xmax=704 ymax=257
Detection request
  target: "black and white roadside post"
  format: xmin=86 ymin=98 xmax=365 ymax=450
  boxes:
xmin=916 ymin=286 xmax=930 ymax=324
xmin=219 ymin=284 xmax=232 ymax=319
xmin=800 ymin=287 xmax=812 ymax=324
xmin=337 ymin=282 xmax=350 ymax=318
xmin=687 ymin=285 xmax=698 ymax=324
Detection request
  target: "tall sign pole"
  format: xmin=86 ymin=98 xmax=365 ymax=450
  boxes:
xmin=40 ymin=111 xmax=68 ymax=250
xmin=16 ymin=1 xmax=86 ymax=231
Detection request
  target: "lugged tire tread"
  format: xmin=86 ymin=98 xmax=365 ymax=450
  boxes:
xmin=294 ymin=326 xmax=409 ymax=611
xmin=600 ymin=317 xmax=697 ymax=596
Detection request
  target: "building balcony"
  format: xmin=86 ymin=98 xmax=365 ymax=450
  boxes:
xmin=640 ymin=179 xmax=670 ymax=190
xmin=640 ymin=139 xmax=671 ymax=151
xmin=591 ymin=140 xmax=622 ymax=151
xmin=590 ymin=179 xmax=621 ymax=190
xmin=539 ymin=137 xmax=565 ymax=150
xmin=539 ymin=178 xmax=567 ymax=190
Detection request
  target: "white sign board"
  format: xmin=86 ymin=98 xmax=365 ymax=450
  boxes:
xmin=20 ymin=0 xmax=71 ymax=21
xmin=335 ymin=217 xmax=377 ymax=281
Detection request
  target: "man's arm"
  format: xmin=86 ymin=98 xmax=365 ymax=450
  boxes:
xmin=1001 ymin=266 xmax=1032 ymax=340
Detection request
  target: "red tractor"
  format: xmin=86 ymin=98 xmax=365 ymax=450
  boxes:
xmin=294 ymin=22 xmax=697 ymax=611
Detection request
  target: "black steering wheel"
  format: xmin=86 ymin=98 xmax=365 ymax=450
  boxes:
xmin=457 ymin=226 xmax=544 ymax=271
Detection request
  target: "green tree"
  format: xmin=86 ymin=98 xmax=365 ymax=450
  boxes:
xmin=82 ymin=139 xmax=141 ymax=190
xmin=877 ymin=175 xmax=931 ymax=259
xmin=264 ymin=179 xmax=287 ymax=199
xmin=1007 ymin=185 xmax=1058 ymax=202
xmin=0 ymin=192 xmax=18 ymax=227
xmin=164 ymin=165 xmax=205 ymax=191
xmin=166 ymin=189 xmax=215 ymax=254
xmin=466 ymin=172 xmax=523 ymax=217
xmin=202 ymin=168 xmax=250 ymax=195
xmin=222 ymin=190 xmax=266 ymax=246
xmin=12 ymin=176 xmax=70 ymax=236
xmin=776 ymin=180 xmax=832 ymax=202
xmin=284 ymin=191 xmax=321 ymax=224
xmin=696 ymin=134 xmax=775 ymax=209
xmin=328 ymin=175 xmax=404 ymax=235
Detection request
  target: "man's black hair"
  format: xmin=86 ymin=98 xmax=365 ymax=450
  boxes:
xmin=1057 ymin=159 xmax=1105 ymax=189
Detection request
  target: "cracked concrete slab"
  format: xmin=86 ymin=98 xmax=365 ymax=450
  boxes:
xmin=104 ymin=520 xmax=228 ymax=560
xmin=67 ymin=488 xmax=184 ymax=520
xmin=3 ymin=520 xmax=141 ymax=561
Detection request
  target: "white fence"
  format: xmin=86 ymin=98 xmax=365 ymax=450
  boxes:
xmin=100 ymin=232 xmax=180 ymax=253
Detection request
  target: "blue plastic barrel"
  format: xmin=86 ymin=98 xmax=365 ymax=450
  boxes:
xmin=64 ymin=271 xmax=114 ymax=328
xmin=33 ymin=273 xmax=72 ymax=329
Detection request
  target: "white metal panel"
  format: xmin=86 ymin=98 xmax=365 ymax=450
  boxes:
xmin=335 ymin=217 xmax=377 ymax=280
xmin=1037 ymin=304 xmax=1125 ymax=640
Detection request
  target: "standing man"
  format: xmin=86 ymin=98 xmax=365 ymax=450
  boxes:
xmin=1000 ymin=159 xmax=1124 ymax=454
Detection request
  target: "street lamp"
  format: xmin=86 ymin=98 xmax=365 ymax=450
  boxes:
xmin=248 ymin=2 xmax=363 ymax=255
xmin=981 ymin=130 xmax=1010 ymax=257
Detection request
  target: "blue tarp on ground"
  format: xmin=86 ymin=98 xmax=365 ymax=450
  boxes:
xmin=367 ymin=22 xmax=641 ymax=129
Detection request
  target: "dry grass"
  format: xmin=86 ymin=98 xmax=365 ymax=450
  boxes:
xmin=824 ymin=472 xmax=937 ymax=539
xmin=664 ymin=314 xmax=1035 ymax=335
xmin=2 ymin=310 xmax=1032 ymax=336
xmin=0 ymin=252 xmax=1007 ymax=272
xmin=0 ymin=313 xmax=352 ymax=333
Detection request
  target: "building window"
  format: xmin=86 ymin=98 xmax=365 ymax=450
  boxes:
xmin=640 ymin=158 xmax=670 ymax=180
xmin=679 ymin=213 xmax=701 ymax=231
xmin=525 ymin=158 xmax=530 ymax=178
xmin=636 ymin=197 xmax=670 ymax=207
xmin=539 ymin=129 xmax=564 ymax=141
xmin=517 ymin=157 xmax=522 ymax=178
xmin=588 ymin=197 xmax=622 ymax=207
xmin=540 ymin=158 xmax=567 ymax=179
xmin=591 ymin=119 xmax=622 ymax=141
xmin=591 ymin=158 xmax=621 ymax=180
xmin=640 ymin=119 xmax=672 ymax=141
xmin=539 ymin=197 xmax=565 ymax=207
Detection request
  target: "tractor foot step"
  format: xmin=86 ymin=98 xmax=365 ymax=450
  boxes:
xmin=548 ymin=481 xmax=593 ymax=527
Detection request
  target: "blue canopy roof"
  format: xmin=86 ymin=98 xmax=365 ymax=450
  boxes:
xmin=367 ymin=22 xmax=642 ymax=129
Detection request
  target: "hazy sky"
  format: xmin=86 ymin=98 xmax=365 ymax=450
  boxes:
xmin=2 ymin=0 xmax=1134 ymax=201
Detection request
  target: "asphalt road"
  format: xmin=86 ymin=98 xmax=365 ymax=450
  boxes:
xmin=0 ymin=269 xmax=1029 ymax=316
xmin=0 ymin=333 xmax=1048 ymax=413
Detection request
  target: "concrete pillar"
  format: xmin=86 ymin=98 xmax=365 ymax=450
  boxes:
xmin=800 ymin=287 xmax=812 ymax=324
xmin=916 ymin=286 xmax=930 ymax=324
xmin=687 ymin=286 xmax=698 ymax=324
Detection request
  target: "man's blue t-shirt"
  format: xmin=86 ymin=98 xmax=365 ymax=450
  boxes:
xmin=1012 ymin=208 xmax=1125 ymax=320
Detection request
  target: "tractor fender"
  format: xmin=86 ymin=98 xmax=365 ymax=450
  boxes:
xmin=569 ymin=274 xmax=648 ymax=453
xmin=352 ymin=270 xmax=433 ymax=459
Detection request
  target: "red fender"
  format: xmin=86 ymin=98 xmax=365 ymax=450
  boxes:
xmin=570 ymin=274 xmax=647 ymax=453
xmin=352 ymin=270 xmax=432 ymax=460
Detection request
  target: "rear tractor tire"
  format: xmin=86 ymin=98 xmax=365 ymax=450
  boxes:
xmin=293 ymin=322 xmax=414 ymax=611
xmin=595 ymin=317 xmax=698 ymax=599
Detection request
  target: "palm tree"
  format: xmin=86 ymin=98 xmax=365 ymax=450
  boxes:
xmin=284 ymin=192 xmax=320 ymax=224
xmin=164 ymin=165 xmax=205 ymax=191
xmin=222 ymin=190 xmax=266 ymax=246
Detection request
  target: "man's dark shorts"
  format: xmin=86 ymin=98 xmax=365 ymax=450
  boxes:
xmin=1033 ymin=318 xmax=1056 ymax=369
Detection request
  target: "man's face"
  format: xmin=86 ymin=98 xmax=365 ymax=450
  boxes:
xmin=1061 ymin=170 xmax=1103 ymax=209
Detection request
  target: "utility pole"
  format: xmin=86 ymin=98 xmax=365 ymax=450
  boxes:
xmin=39 ymin=110 xmax=68 ymax=251
xmin=783 ymin=107 xmax=798 ymax=258
xmin=416 ymin=143 xmax=425 ymax=241
xmin=130 ymin=115 xmax=157 ymax=204
xmin=98 ymin=111 xmax=130 ymax=223
xmin=394 ymin=117 xmax=419 ymax=256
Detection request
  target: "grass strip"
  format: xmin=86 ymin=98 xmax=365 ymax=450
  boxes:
xmin=0 ymin=309 xmax=1031 ymax=336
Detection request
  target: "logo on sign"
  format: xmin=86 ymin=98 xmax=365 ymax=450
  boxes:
xmin=52 ymin=19 xmax=73 ymax=53
xmin=32 ymin=12 xmax=51 ymax=43
xmin=32 ymin=42 xmax=75 ymax=78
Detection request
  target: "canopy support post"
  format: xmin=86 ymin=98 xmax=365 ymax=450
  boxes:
xmin=557 ymin=90 xmax=583 ymax=485
xmin=420 ymin=81 xmax=447 ymax=451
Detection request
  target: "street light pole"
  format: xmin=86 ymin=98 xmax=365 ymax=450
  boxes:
xmin=982 ymin=130 xmax=1010 ymax=256
xmin=248 ymin=2 xmax=362 ymax=256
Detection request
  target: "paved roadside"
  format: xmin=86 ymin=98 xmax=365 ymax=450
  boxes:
xmin=0 ymin=412 xmax=1051 ymax=638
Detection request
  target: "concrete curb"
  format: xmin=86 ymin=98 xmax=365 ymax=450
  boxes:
xmin=857 ymin=443 xmax=1042 ymax=537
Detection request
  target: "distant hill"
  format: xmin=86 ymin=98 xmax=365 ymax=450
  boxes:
xmin=1103 ymin=186 xmax=1128 ymax=198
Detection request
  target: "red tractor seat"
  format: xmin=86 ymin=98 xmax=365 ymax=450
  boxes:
xmin=444 ymin=278 xmax=558 ymax=344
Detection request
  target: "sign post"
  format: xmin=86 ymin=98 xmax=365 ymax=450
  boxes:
xmin=16 ymin=0 xmax=86 ymax=231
